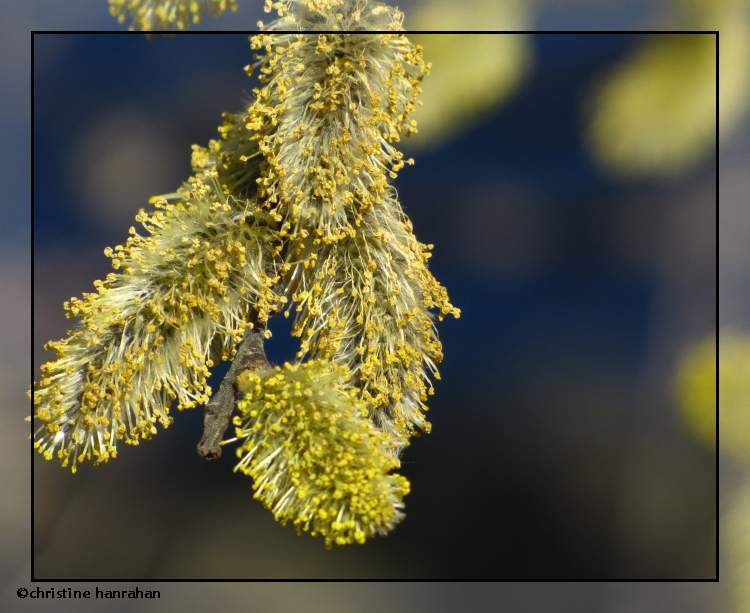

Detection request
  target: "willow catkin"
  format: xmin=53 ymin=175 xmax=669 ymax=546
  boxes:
xmin=243 ymin=0 xmax=460 ymax=451
xmin=109 ymin=0 xmax=238 ymax=30
xmin=587 ymin=0 xmax=750 ymax=177
xmin=233 ymin=360 xmax=410 ymax=547
xmin=33 ymin=164 xmax=284 ymax=472
xmin=35 ymin=0 xmax=457 ymax=546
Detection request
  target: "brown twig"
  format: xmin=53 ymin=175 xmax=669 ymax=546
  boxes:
xmin=196 ymin=326 xmax=270 ymax=460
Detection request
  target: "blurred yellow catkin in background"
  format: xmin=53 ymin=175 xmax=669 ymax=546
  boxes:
xmin=408 ymin=0 xmax=531 ymax=149
xmin=676 ymin=332 xmax=750 ymax=611
xmin=728 ymin=485 xmax=750 ymax=613
xmin=675 ymin=332 xmax=750 ymax=463
xmin=587 ymin=0 xmax=750 ymax=178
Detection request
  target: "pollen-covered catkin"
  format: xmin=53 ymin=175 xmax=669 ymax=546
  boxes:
xmin=109 ymin=0 xmax=237 ymax=30
xmin=234 ymin=360 xmax=410 ymax=547
xmin=33 ymin=168 xmax=284 ymax=472
xmin=193 ymin=112 xmax=264 ymax=200
xmin=289 ymin=206 xmax=457 ymax=446
xmin=37 ymin=0 xmax=457 ymax=547
xmin=244 ymin=0 xmax=460 ymax=448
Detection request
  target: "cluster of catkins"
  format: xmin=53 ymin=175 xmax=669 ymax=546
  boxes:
xmin=33 ymin=0 xmax=459 ymax=547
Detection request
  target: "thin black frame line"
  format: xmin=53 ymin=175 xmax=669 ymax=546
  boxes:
xmin=30 ymin=578 xmax=722 ymax=584
xmin=31 ymin=29 xmax=720 ymax=35
xmin=30 ymin=29 xmax=721 ymax=584
xmin=30 ymin=30 xmax=36 ymax=584
xmin=714 ymin=30 xmax=720 ymax=583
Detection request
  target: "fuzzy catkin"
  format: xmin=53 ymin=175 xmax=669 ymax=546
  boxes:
xmin=33 ymin=166 xmax=284 ymax=472
xmin=35 ymin=0 xmax=457 ymax=546
xmin=288 ymin=205 xmax=452 ymax=446
xmin=109 ymin=0 xmax=238 ymax=30
xmin=233 ymin=360 xmax=410 ymax=547
xmin=244 ymin=0 xmax=460 ymax=450
xmin=587 ymin=0 xmax=750 ymax=177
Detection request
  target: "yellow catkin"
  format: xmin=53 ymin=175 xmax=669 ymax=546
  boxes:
xmin=234 ymin=360 xmax=410 ymax=547
xmin=244 ymin=0 xmax=460 ymax=448
xmin=587 ymin=0 xmax=750 ymax=177
xmin=109 ymin=0 xmax=238 ymax=30
xmin=37 ymin=0 xmax=456 ymax=546
xmin=33 ymin=167 xmax=284 ymax=472
xmin=675 ymin=333 xmax=750 ymax=464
